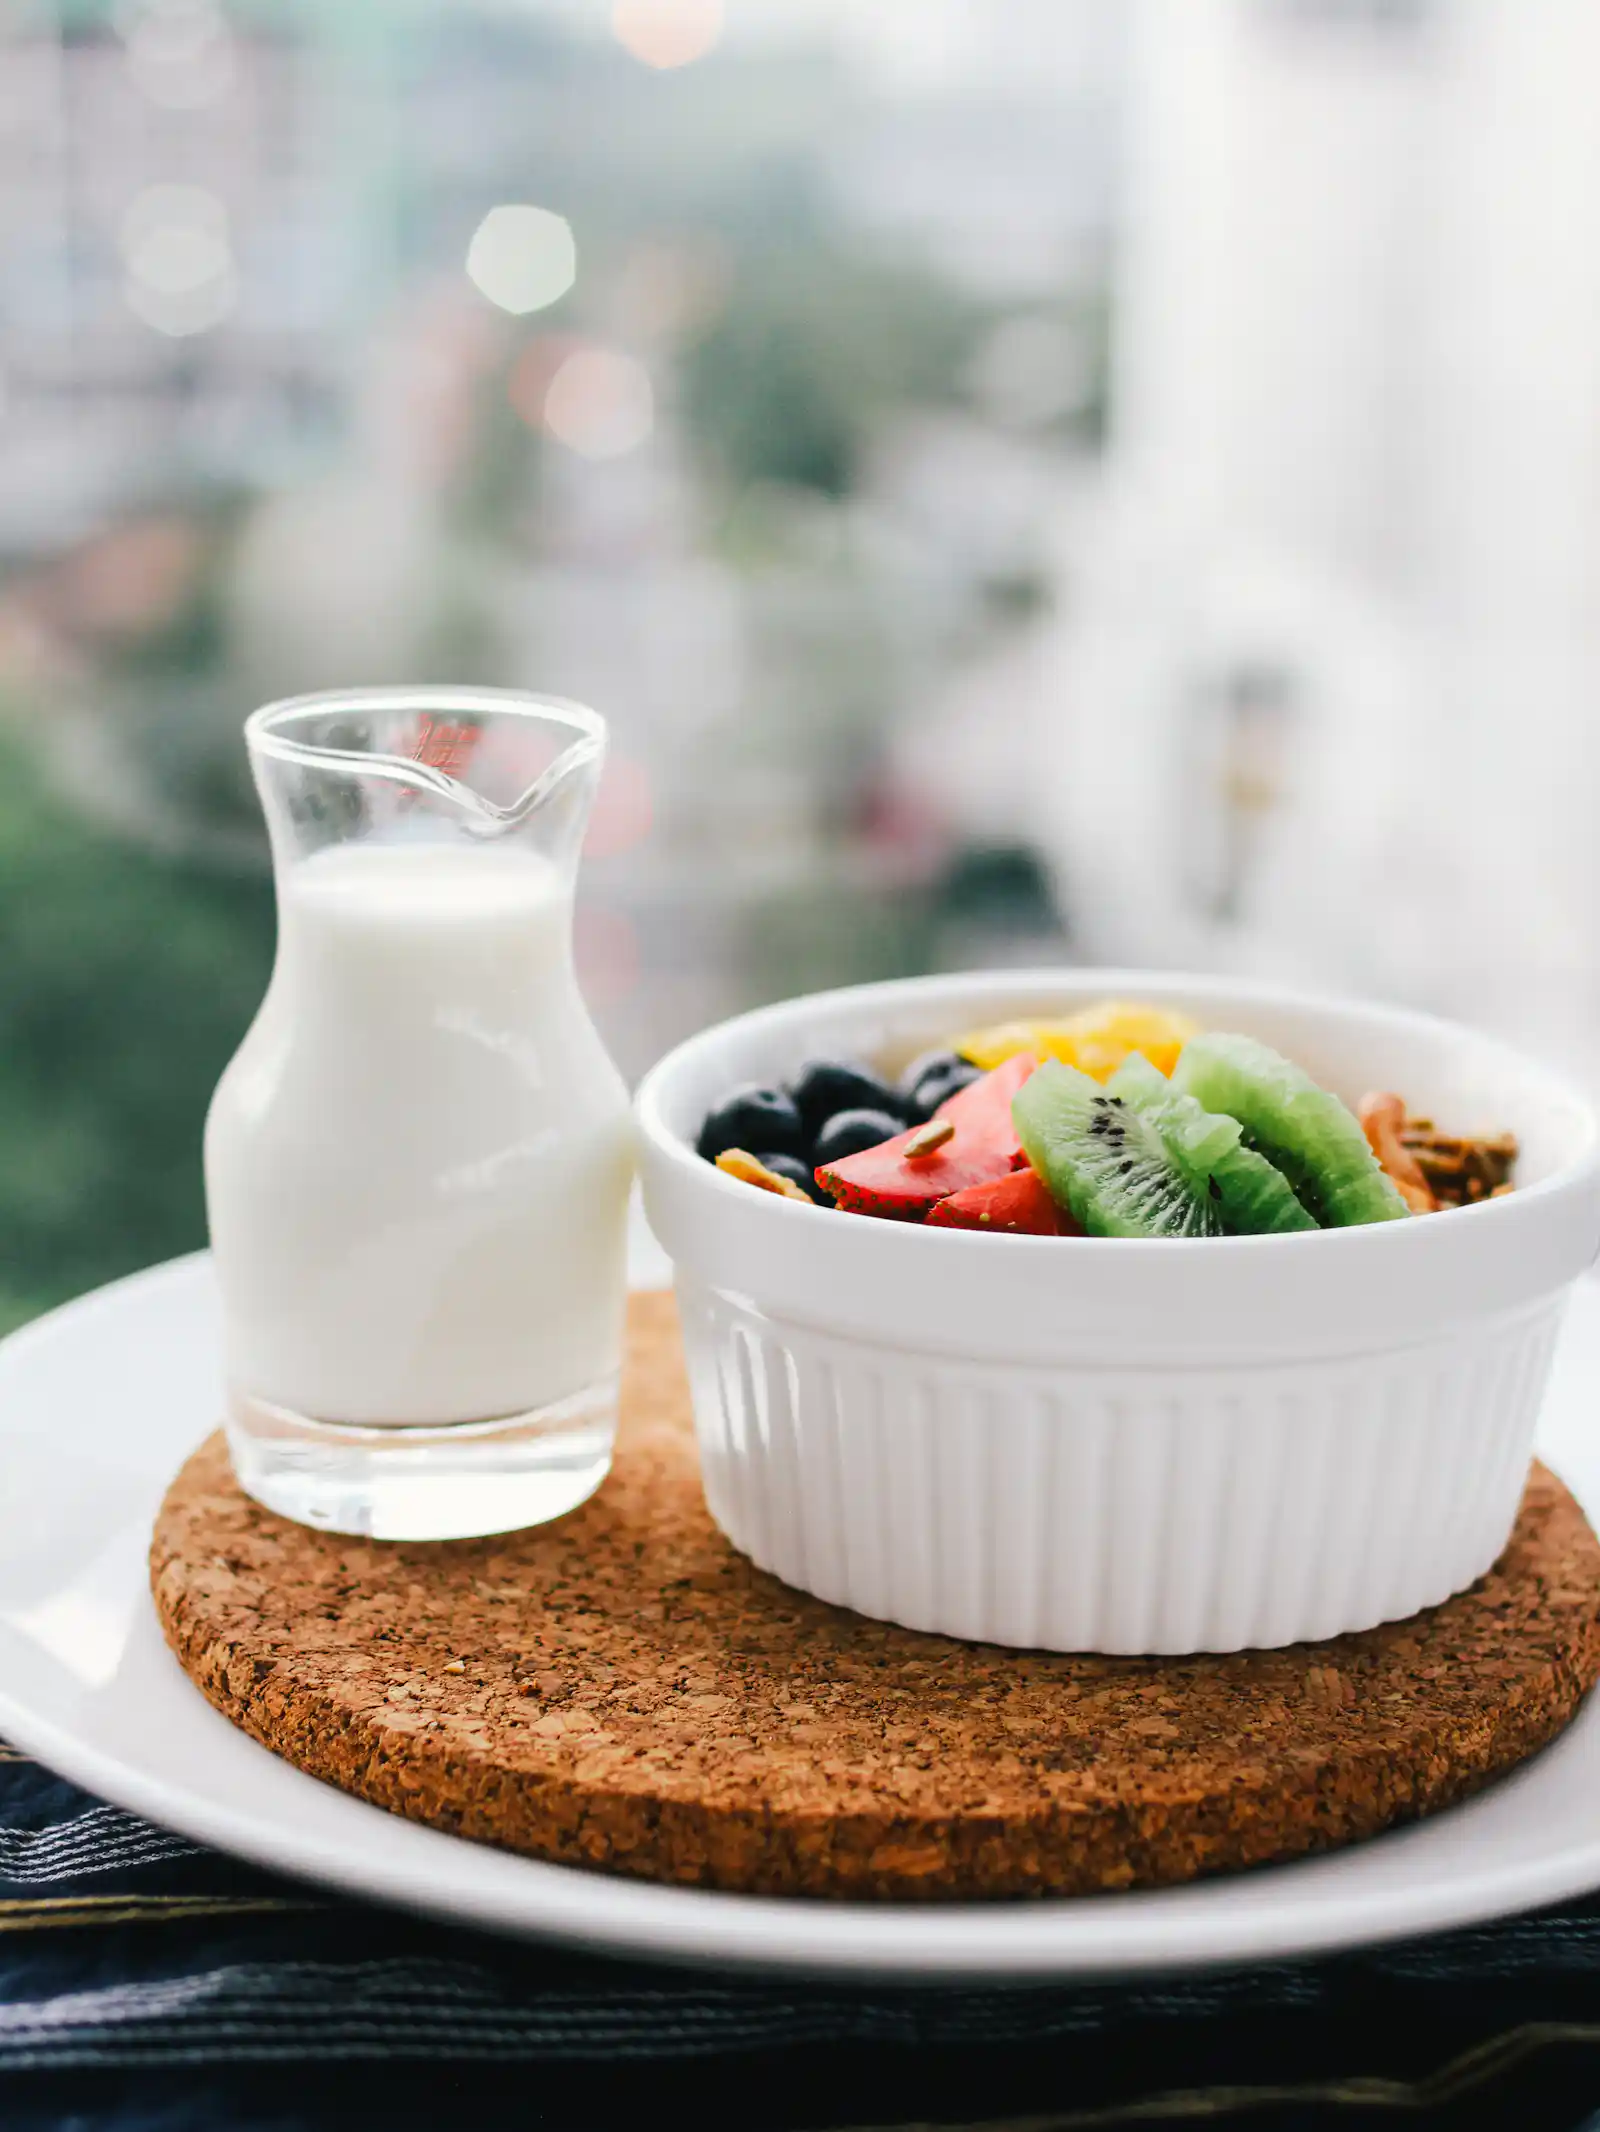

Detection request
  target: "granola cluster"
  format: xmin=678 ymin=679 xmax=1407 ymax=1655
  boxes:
xmin=1399 ymin=1119 xmax=1518 ymax=1209
xmin=1360 ymin=1090 xmax=1517 ymax=1214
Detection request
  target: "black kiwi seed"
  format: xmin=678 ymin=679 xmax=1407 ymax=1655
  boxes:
xmin=1208 ymin=1175 xmax=1222 ymax=1199
xmin=1016 ymin=1065 xmax=1230 ymax=1240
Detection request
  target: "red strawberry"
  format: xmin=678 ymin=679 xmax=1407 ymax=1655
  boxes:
xmin=816 ymin=1053 xmax=1038 ymax=1221
xmin=927 ymin=1164 xmax=1079 ymax=1236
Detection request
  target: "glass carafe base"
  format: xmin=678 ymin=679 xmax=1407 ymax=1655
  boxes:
xmin=224 ymin=1375 xmax=619 ymax=1541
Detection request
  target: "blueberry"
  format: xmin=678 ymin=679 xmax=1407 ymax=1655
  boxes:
xmin=789 ymin=1057 xmax=907 ymax=1136
xmin=752 ymin=1151 xmax=831 ymax=1205
xmin=899 ymin=1047 xmax=967 ymax=1098
xmin=697 ymin=1084 xmax=805 ymax=1164
xmin=814 ymin=1107 xmax=906 ymax=1167
xmin=900 ymin=1049 xmax=983 ymax=1122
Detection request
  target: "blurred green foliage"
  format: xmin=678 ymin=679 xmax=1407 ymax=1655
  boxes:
xmin=684 ymin=249 xmax=985 ymax=499
xmin=736 ymin=877 xmax=940 ymax=1006
xmin=0 ymin=738 xmax=272 ymax=1330
xmin=737 ymin=839 xmax=1069 ymax=1012
xmin=0 ymin=9 xmax=1090 ymax=1333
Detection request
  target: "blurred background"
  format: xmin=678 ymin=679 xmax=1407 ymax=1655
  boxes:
xmin=1 ymin=0 xmax=1596 ymax=1325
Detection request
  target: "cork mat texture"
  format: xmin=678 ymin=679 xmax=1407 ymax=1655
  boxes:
xmin=151 ymin=1292 xmax=1600 ymax=1901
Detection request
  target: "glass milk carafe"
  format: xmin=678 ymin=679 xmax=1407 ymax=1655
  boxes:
xmin=205 ymin=688 xmax=635 ymax=1541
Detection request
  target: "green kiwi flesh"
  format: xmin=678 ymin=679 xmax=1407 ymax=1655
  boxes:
xmin=1107 ymin=1053 xmax=1318 ymax=1234
xmin=1171 ymin=1033 xmax=1409 ymax=1227
xmin=1012 ymin=1060 xmax=1224 ymax=1239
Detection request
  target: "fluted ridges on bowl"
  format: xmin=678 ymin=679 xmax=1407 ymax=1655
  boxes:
xmin=678 ymin=1281 xmax=1563 ymax=1654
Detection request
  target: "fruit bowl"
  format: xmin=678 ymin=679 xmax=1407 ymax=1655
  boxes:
xmin=635 ymin=971 xmax=1600 ymax=1654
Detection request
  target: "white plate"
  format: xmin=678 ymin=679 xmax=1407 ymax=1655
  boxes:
xmin=3 ymin=1241 xmax=1600 ymax=1984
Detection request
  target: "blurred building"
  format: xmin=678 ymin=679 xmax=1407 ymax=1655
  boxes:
xmin=0 ymin=0 xmax=1109 ymax=1086
xmin=833 ymin=0 xmax=1121 ymax=299
xmin=1039 ymin=0 xmax=1600 ymax=1088
xmin=0 ymin=0 xmax=394 ymax=554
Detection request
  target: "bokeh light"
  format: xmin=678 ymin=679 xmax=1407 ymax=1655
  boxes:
xmin=505 ymin=333 xmax=583 ymax=430
xmin=573 ymin=905 xmax=640 ymax=1007
xmin=542 ymin=346 xmax=654 ymax=460
xmin=464 ymin=204 xmax=576 ymax=317
xmin=59 ymin=516 xmax=201 ymax=639
xmin=583 ymin=754 xmax=655 ymax=860
xmin=120 ymin=183 xmax=235 ymax=337
xmin=613 ymin=237 xmax=729 ymax=345
xmin=118 ymin=0 xmax=235 ymax=110
xmin=611 ymin=0 xmax=723 ymax=72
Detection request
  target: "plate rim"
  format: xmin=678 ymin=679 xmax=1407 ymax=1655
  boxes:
xmin=3 ymin=1252 xmax=1600 ymax=1983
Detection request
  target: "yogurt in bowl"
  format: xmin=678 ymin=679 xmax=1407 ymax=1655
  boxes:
xmin=635 ymin=971 xmax=1600 ymax=1654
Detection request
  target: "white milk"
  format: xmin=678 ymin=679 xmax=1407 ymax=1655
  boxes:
xmin=205 ymin=842 xmax=634 ymax=1426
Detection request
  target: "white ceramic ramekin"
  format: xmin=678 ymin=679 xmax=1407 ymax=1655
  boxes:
xmin=636 ymin=972 xmax=1600 ymax=1653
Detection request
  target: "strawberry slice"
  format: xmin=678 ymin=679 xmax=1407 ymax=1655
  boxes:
xmin=816 ymin=1053 xmax=1038 ymax=1220
xmin=927 ymin=1164 xmax=1079 ymax=1235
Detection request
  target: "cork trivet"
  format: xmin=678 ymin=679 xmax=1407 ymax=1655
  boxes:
xmin=151 ymin=1293 xmax=1600 ymax=1902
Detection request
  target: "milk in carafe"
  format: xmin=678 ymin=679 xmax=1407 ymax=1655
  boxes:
xmin=204 ymin=689 xmax=634 ymax=1540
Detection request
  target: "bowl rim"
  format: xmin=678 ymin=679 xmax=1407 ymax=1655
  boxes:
xmin=634 ymin=967 xmax=1600 ymax=1257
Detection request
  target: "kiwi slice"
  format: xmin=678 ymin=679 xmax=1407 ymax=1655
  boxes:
xmin=1013 ymin=1060 xmax=1224 ymax=1239
xmin=1107 ymin=1054 xmax=1317 ymax=1234
xmin=1171 ymin=1033 xmax=1409 ymax=1227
